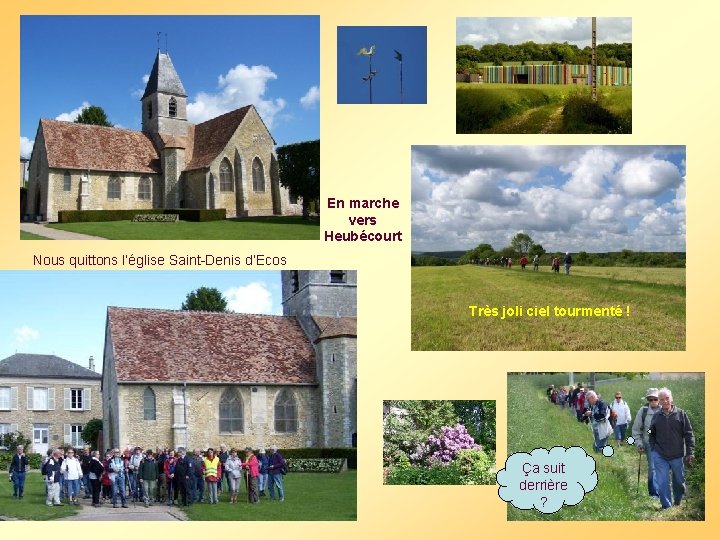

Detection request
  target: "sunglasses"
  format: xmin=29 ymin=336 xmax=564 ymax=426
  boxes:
xmin=647 ymin=397 xmax=659 ymax=401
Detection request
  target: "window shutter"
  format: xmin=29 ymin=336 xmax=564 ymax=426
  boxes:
xmin=10 ymin=387 xmax=17 ymax=410
xmin=48 ymin=387 xmax=56 ymax=410
xmin=64 ymin=424 xmax=71 ymax=445
xmin=84 ymin=388 xmax=91 ymax=410
xmin=10 ymin=423 xmax=18 ymax=434
xmin=64 ymin=387 xmax=71 ymax=410
xmin=27 ymin=387 xmax=33 ymax=411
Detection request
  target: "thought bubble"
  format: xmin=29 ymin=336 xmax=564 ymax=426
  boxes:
xmin=497 ymin=446 xmax=598 ymax=513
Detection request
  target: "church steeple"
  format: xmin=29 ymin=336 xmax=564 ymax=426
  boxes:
xmin=141 ymin=51 xmax=188 ymax=137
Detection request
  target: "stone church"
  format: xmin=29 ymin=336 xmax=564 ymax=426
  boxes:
xmin=101 ymin=270 xmax=357 ymax=451
xmin=25 ymin=51 xmax=300 ymax=222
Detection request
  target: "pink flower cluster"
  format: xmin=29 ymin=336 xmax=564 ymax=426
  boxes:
xmin=426 ymin=424 xmax=479 ymax=464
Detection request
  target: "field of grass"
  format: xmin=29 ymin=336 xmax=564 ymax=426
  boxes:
xmin=0 ymin=472 xmax=79 ymax=520
xmin=46 ymin=216 xmax=319 ymax=240
xmin=411 ymin=265 xmax=685 ymax=350
xmin=20 ymin=231 xmax=51 ymax=240
xmin=506 ymin=374 xmax=704 ymax=521
xmin=456 ymin=84 xmax=631 ymax=134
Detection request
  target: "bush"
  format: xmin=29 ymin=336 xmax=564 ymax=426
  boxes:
xmin=423 ymin=424 xmax=481 ymax=464
xmin=384 ymin=449 xmax=495 ymax=485
xmin=285 ymin=458 xmax=345 ymax=473
xmin=132 ymin=214 xmax=179 ymax=222
xmin=279 ymin=448 xmax=357 ymax=469
xmin=57 ymin=208 xmax=226 ymax=223
xmin=561 ymin=94 xmax=627 ymax=133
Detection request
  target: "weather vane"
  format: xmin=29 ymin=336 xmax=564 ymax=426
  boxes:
xmin=357 ymin=44 xmax=377 ymax=104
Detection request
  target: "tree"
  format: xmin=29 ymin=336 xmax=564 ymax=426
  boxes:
xmin=277 ymin=140 xmax=320 ymax=219
xmin=452 ymin=400 xmax=496 ymax=452
xmin=74 ymin=105 xmax=112 ymax=127
xmin=81 ymin=418 xmax=103 ymax=450
xmin=181 ymin=287 xmax=227 ymax=312
xmin=528 ymin=244 xmax=545 ymax=258
xmin=510 ymin=232 xmax=534 ymax=256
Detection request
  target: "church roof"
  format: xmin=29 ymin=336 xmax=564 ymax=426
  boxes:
xmin=312 ymin=316 xmax=357 ymax=341
xmin=141 ymin=52 xmax=187 ymax=99
xmin=106 ymin=307 xmax=316 ymax=385
xmin=0 ymin=354 xmax=100 ymax=380
xmin=40 ymin=119 xmax=161 ymax=174
xmin=185 ymin=106 xmax=253 ymax=171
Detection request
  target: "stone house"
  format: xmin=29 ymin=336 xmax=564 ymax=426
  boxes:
xmin=102 ymin=270 xmax=356 ymax=451
xmin=0 ymin=354 xmax=102 ymax=455
xmin=25 ymin=51 xmax=301 ymax=222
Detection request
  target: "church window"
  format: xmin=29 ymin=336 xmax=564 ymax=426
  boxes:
xmin=107 ymin=176 xmax=121 ymax=199
xmin=274 ymin=389 xmax=297 ymax=433
xmin=291 ymin=271 xmax=299 ymax=293
xmin=330 ymin=270 xmax=346 ymax=283
xmin=169 ymin=97 xmax=177 ymax=118
xmin=219 ymin=159 xmax=234 ymax=192
xmin=252 ymin=157 xmax=265 ymax=192
xmin=138 ymin=177 xmax=152 ymax=200
xmin=219 ymin=388 xmax=244 ymax=433
xmin=63 ymin=171 xmax=71 ymax=192
xmin=147 ymin=101 xmax=152 ymax=119
xmin=143 ymin=387 xmax=156 ymax=421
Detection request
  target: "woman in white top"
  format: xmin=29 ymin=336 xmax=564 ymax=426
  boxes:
xmin=61 ymin=448 xmax=84 ymax=505
xmin=610 ymin=391 xmax=632 ymax=445
xmin=223 ymin=450 xmax=243 ymax=504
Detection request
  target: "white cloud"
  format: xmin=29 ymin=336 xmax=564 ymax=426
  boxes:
xmin=14 ymin=325 xmax=40 ymax=348
xmin=224 ymin=282 xmax=274 ymax=314
xmin=187 ymin=64 xmax=286 ymax=128
xmin=55 ymin=101 xmax=90 ymax=122
xmin=561 ymin=147 xmax=617 ymax=198
xmin=131 ymin=74 xmax=151 ymax=99
xmin=20 ymin=136 xmax=34 ymax=158
xmin=300 ymin=85 xmax=320 ymax=108
xmin=614 ymin=157 xmax=682 ymax=197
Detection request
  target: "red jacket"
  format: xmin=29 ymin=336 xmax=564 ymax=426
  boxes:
xmin=241 ymin=455 xmax=259 ymax=478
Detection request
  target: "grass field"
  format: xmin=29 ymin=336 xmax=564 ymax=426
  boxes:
xmin=506 ymin=374 xmax=704 ymax=521
xmin=411 ymin=265 xmax=685 ymax=350
xmin=0 ymin=470 xmax=356 ymax=520
xmin=45 ymin=216 xmax=320 ymax=240
xmin=456 ymin=84 xmax=631 ymax=134
xmin=20 ymin=231 xmax=51 ymax=240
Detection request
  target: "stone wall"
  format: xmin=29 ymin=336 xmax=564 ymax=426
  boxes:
xmin=317 ymin=337 xmax=357 ymax=447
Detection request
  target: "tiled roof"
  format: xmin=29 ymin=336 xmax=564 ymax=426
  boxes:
xmin=141 ymin=52 xmax=187 ymax=99
xmin=185 ymin=106 xmax=252 ymax=171
xmin=40 ymin=119 xmax=161 ymax=173
xmin=106 ymin=307 xmax=316 ymax=385
xmin=0 ymin=354 xmax=100 ymax=379
xmin=312 ymin=317 xmax=357 ymax=341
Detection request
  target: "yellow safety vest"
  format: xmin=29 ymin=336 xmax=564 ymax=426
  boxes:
xmin=203 ymin=456 xmax=219 ymax=479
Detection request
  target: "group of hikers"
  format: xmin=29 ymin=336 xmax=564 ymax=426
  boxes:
xmin=547 ymin=383 xmax=695 ymax=510
xmin=8 ymin=443 xmax=288 ymax=509
xmin=477 ymin=253 xmax=574 ymax=274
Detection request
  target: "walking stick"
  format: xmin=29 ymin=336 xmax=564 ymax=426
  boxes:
xmin=636 ymin=450 xmax=642 ymax=495
xmin=245 ymin=469 xmax=250 ymax=503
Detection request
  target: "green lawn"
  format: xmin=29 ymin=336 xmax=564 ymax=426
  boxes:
xmin=47 ymin=216 xmax=320 ymax=240
xmin=0 ymin=472 xmax=79 ymax=520
xmin=412 ymin=265 xmax=685 ymax=351
xmin=506 ymin=374 xmax=704 ymax=521
xmin=183 ymin=471 xmax=357 ymax=521
xmin=20 ymin=231 xmax=51 ymax=240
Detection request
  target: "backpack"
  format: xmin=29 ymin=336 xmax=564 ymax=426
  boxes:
xmin=41 ymin=458 xmax=50 ymax=476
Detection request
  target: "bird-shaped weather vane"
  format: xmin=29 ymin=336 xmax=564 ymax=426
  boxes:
xmin=357 ymin=44 xmax=377 ymax=104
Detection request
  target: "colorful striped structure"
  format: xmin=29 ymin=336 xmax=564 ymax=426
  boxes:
xmin=481 ymin=64 xmax=631 ymax=86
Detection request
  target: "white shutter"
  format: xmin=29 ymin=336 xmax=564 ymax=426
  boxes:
xmin=63 ymin=424 xmax=71 ymax=445
xmin=84 ymin=388 xmax=91 ymax=411
xmin=10 ymin=423 xmax=18 ymax=434
xmin=27 ymin=387 xmax=34 ymax=411
xmin=10 ymin=387 xmax=17 ymax=410
xmin=48 ymin=387 xmax=56 ymax=410
xmin=64 ymin=387 xmax=71 ymax=410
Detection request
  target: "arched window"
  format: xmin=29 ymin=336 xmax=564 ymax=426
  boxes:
xmin=107 ymin=176 xmax=121 ymax=200
xmin=274 ymin=389 xmax=297 ymax=433
xmin=252 ymin=157 xmax=265 ymax=192
xmin=63 ymin=171 xmax=71 ymax=192
xmin=138 ymin=177 xmax=151 ymax=200
xmin=169 ymin=97 xmax=177 ymax=117
xmin=219 ymin=159 xmax=233 ymax=192
xmin=143 ymin=387 xmax=156 ymax=420
xmin=147 ymin=101 xmax=153 ymax=119
xmin=219 ymin=388 xmax=244 ymax=433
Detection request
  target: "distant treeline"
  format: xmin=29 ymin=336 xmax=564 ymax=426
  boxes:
xmin=456 ymin=42 xmax=632 ymax=74
xmin=412 ymin=249 xmax=685 ymax=268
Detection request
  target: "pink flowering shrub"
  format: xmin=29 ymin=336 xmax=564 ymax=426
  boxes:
xmin=424 ymin=424 xmax=481 ymax=464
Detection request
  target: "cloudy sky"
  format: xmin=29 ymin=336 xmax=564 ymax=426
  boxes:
xmin=457 ymin=17 xmax=632 ymax=47
xmin=0 ymin=271 xmax=283 ymax=370
xmin=20 ymin=15 xmax=319 ymax=158
xmin=412 ymin=146 xmax=686 ymax=253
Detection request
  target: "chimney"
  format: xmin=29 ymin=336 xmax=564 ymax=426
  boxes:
xmin=89 ymin=356 xmax=95 ymax=372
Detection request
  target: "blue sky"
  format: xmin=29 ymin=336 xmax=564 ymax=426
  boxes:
xmin=412 ymin=146 xmax=686 ymax=253
xmin=337 ymin=26 xmax=427 ymax=104
xmin=20 ymin=15 xmax=319 ymax=157
xmin=457 ymin=17 xmax=632 ymax=47
xmin=0 ymin=271 xmax=283 ymax=370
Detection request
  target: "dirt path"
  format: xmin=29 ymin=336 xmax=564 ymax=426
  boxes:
xmin=483 ymin=104 xmax=563 ymax=134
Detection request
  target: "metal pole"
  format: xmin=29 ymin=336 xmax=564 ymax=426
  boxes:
xmin=369 ymin=54 xmax=373 ymax=104
xmin=400 ymin=60 xmax=403 ymax=104
xmin=591 ymin=17 xmax=597 ymax=101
